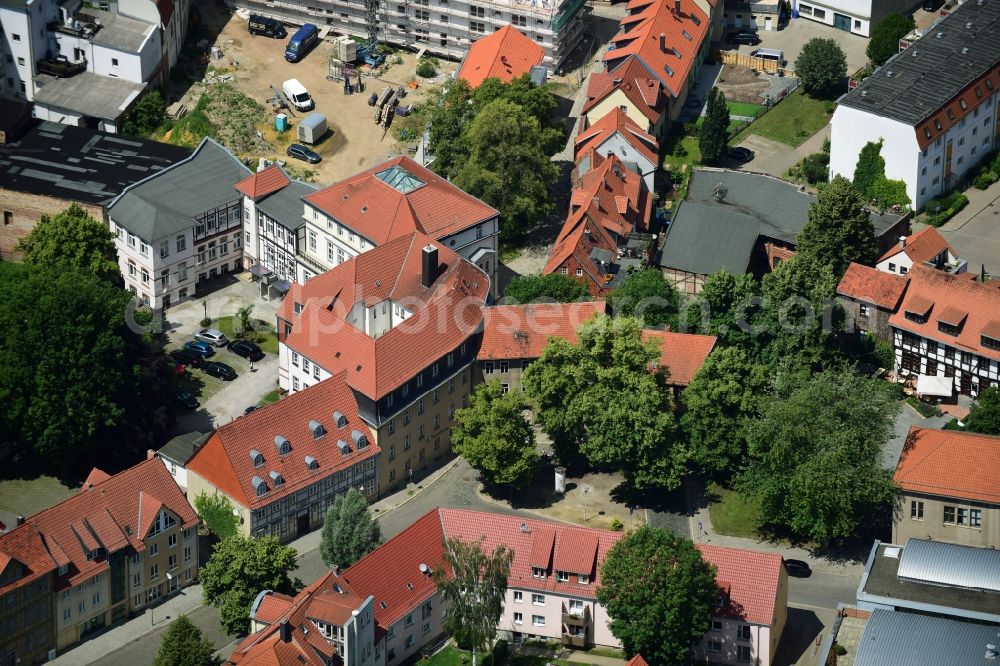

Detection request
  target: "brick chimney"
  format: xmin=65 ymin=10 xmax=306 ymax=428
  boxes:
xmin=660 ymin=32 xmax=666 ymax=51
xmin=421 ymin=245 xmax=439 ymax=288
xmin=899 ymin=235 xmax=907 ymax=249
xmin=674 ymin=0 xmax=681 ymax=14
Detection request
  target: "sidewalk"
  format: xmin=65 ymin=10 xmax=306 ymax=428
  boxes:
xmin=49 ymin=458 xmax=463 ymax=665
xmin=939 ymin=177 xmax=1000 ymax=231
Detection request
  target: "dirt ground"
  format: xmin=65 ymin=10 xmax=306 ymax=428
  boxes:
xmin=714 ymin=64 xmax=770 ymax=104
xmin=176 ymin=5 xmax=455 ymax=183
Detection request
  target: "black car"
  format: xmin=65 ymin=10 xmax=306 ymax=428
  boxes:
xmin=170 ymin=388 xmax=199 ymax=410
xmin=203 ymin=361 xmax=237 ymax=381
xmin=725 ymin=30 xmax=761 ymax=46
xmin=730 ymin=146 xmax=755 ymax=162
xmin=229 ymin=339 xmax=265 ymax=362
xmin=784 ymin=559 xmax=812 ymax=578
xmin=922 ymin=0 xmax=940 ymax=10
xmin=244 ymin=405 xmax=258 ymax=415
xmin=287 ymin=143 xmax=321 ymax=164
xmin=170 ymin=348 xmax=205 ymax=368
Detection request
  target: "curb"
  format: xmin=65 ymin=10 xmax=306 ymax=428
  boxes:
xmin=939 ymin=190 xmax=1000 ymax=232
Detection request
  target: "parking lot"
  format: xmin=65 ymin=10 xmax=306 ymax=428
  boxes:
xmin=722 ymin=14 xmax=870 ymax=73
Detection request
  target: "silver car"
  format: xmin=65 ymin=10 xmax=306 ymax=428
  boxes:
xmin=195 ymin=327 xmax=229 ymax=346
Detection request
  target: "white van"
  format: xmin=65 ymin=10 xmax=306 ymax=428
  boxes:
xmin=282 ymin=79 xmax=314 ymax=111
xmin=750 ymin=48 xmax=785 ymax=65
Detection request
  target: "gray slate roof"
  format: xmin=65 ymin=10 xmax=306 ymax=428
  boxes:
xmin=109 ymin=138 xmax=251 ymax=241
xmin=257 ymin=180 xmax=318 ymax=230
xmin=89 ymin=9 xmax=156 ymax=53
xmin=158 ymin=431 xmax=209 ymax=466
xmin=854 ymin=609 xmax=1000 ymax=666
xmin=897 ymin=538 xmax=1000 ymax=593
xmin=0 ymin=121 xmax=190 ymax=205
xmin=33 ymin=71 xmax=146 ymax=121
xmin=658 ymin=169 xmax=902 ymax=275
xmin=839 ymin=0 xmax=1000 ymax=126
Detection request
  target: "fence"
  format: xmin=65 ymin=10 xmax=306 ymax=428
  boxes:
xmin=713 ymin=50 xmax=795 ymax=78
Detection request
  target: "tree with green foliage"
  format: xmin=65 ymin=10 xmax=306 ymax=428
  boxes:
xmin=235 ymin=305 xmax=254 ymax=338
xmin=681 ymin=347 xmax=770 ymax=476
xmin=433 ymin=537 xmax=513 ymax=666
xmin=122 ymin=89 xmax=166 ymax=137
xmin=699 ymin=87 xmax=731 ymax=163
xmin=452 ymin=98 xmax=559 ymax=239
xmin=597 ymin=527 xmax=718 ymax=665
xmin=153 ymin=615 xmax=219 ymax=666
xmin=453 ymin=381 xmax=538 ymax=490
xmin=682 ymin=269 xmax=760 ymax=350
xmin=319 ymin=488 xmax=382 ymax=569
xmin=201 ymin=536 xmax=299 ymax=635
xmin=795 ymin=38 xmax=847 ymax=98
xmin=867 ymin=13 xmax=915 ymax=66
xmin=16 ymin=203 xmax=120 ymax=284
xmin=609 ymin=269 xmax=681 ymax=329
xmin=193 ymin=492 xmax=240 ymax=540
xmin=739 ymin=368 xmax=899 ymax=544
xmin=471 ymin=74 xmax=564 ymax=155
xmin=523 ymin=315 xmax=683 ymax=489
xmin=426 ymin=79 xmax=475 ymax=176
xmin=797 ymin=175 xmax=878 ymax=275
xmin=502 ymin=273 xmax=590 ymax=303
xmin=852 ymin=140 xmax=886 ymax=200
xmin=0 ymin=262 xmax=171 ymax=471
xmin=759 ymin=254 xmax=843 ymax=369
xmin=964 ymin=386 xmax=1000 ymax=435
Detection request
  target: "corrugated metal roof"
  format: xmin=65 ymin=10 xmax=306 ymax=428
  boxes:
xmin=897 ymin=538 xmax=1000 ymax=592
xmin=854 ymin=609 xmax=1000 ymax=666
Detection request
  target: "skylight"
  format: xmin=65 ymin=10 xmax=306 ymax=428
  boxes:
xmin=375 ymin=165 xmax=425 ymax=194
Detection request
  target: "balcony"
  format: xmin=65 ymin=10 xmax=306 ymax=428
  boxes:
xmin=49 ymin=12 xmax=104 ymax=39
xmin=36 ymin=55 xmax=86 ymax=78
xmin=561 ymin=631 xmax=587 ymax=648
xmin=296 ymin=251 xmax=329 ymax=276
xmin=561 ymin=603 xmax=590 ymax=626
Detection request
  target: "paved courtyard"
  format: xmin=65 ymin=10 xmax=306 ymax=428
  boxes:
xmin=937 ymin=178 xmax=1000 ymax=278
xmin=723 ymin=15 xmax=870 ymax=73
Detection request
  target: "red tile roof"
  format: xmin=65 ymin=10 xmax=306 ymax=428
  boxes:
xmin=253 ymin=593 xmax=295 ymax=625
xmin=552 ymin=531 xmax=599 ymax=575
xmin=304 ymin=156 xmax=498 ymax=244
xmin=235 ymin=164 xmax=291 ymax=200
xmin=0 ymin=459 xmax=197 ymax=591
xmin=894 ymin=427 xmax=1000 ymax=505
xmin=543 ymin=209 xmax=619 ymax=292
xmin=278 ymin=233 xmax=489 ymax=399
xmin=626 ymin=657 xmax=650 ymax=666
xmin=82 ymin=467 xmax=111 ymax=489
xmin=583 ymin=57 xmax=667 ymax=124
xmin=0 ymin=523 xmax=56 ymax=596
xmin=186 ymin=372 xmax=380 ymax=510
xmin=478 ymin=301 xmax=607 ymax=360
xmin=603 ymin=0 xmax=710 ymax=97
xmin=527 ymin=529 xmax=556 ymax=569
xmin=879 ymin=226 xmax=956 ymax=265
xmin=642 ymin=330 xmax=718 ymax=387
xmin=575 ymin=107 xmax=660 ymax=168
xmin=458 ymin=25 xmax=545 ymax=88
xmin=697 ymin=544 xmax=783 ymax=626
xmin=837 ymin=262 xmax=910 ymax=310
xmin=888 ymin=264 xmax=1000 ymax=362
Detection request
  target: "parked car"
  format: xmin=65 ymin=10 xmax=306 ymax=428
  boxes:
xmin=784 ymin=559 xmax=812 ymax=578
xmin=922 ymin=0 xmax=941 ymax=10
xmin=170 ymin=348 xmax=205 ymax=368
xmin=183 ymin=340 xmax=216 ymax=358
xmin=729 ymin=146 xmax=755 ymax=162
xmin=287 ymin=143 xmax=321 ymax=164
xmin=725 ymin=30 xmax=761 ymax=46
xmin=203 ymin=361 xmax=237 ymax=381
xmin=248 ymin=14 xmax=287 ymax=38
xmin=244 ymin=405 xmax=258 ymax=415
xmin=229 ymin=339 xmax=265 ymax=361
xmin=170 ymin=388 xmax=199 ymax=410
xmin=195 ymin=328 xmax=229 ymax=346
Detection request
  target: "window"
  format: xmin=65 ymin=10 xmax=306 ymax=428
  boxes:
xmin=708 ymin=640 xmax=723 ymax=653
xmin=514 ymin=591 xmax=523 ymax=603
xmin=160 ymin=241 xmax=169 ymax=258
xmin=471 ymin=20 xmax=485 ymax=32
xmin=556 ymin=571 xmax=569 ymax=582
xmin=141 ymin=268 xmax=149 ymax=284
xmin=292 ymin=352 xmax=300 ymax=367
xmin=111 ymin=58 xmax=119 ymax=67
xmin=910 ymin=500 xmax=924 ymax=519
xmin=484 ymin=361 xmax=494 ymax=374
xmin=150 ymin=543 xmax=158 ymax=556
xmin=404 ymin=636 xmax=413 ymax=648
xmin=11 ymin=33 xmax=20 ymax=41
xmin=168 ymin=534 xmax=177 ymax=547
xmin=531 ymin=593 xmax=545 ymax=605
xmin=514 ymin=612 xmax=523 ymax=624
xmin=944 ymin=505 xmax=956 ymax=523
xmin=168 ymin=554 xmax=177 ymax=571
xmin=184 ymin=546 xmax=192 ymax=562
xmin=532 ymin=567 xmax=545 ymax=579
xmin=957 ymin=508 xmax=970 ymax=525
xmin=859 ymin=304 xmax=870 ymax=318
xmin=970 ymin=508 xmax=982 ymax=527
xmin=712 ymin=619 xmax=723 ymax=631
xmin=738 ymin=625 xmax=751 ymax=640
xmin=405 ymin=614 xmax=413 ymax=627
xmin=133 ymin=572 xmax=141 ymax=588
xmin=578 ymin=573 xmax=589 ymax=584
xmin=888 ymin=262 xmax=896 ymax=272
xmin=532 ymin=615 xmax=545 ymax=627
xmin=737 ymin=645 xmax=752 ymax=662
xmin=150 ymin=564 xmax=159 ymax=581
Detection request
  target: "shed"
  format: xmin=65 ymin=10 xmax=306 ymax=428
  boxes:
xmin=297 ymin=113 xmax=327 ymax=144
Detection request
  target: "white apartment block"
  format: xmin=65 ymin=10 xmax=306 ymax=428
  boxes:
xmin=234 ymin=0 xmax=588 ymax=69
xmin=108 ymin=138 xmax=252 ymax=309
xmin=792 ymin=0 xmax=913 ymax=37
xmin=830 ymin=0 xmax=1000 ymax=211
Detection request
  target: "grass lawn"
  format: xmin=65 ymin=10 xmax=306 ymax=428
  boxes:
xmin=0 ymin=476 xmax=76 ymax=518
xmin=726 ymin=101 xmax=765 ymax=118
xmin=258 ymin=388 xmax=281 ymax=407
xmin=708 ymin=483 xmax=761 ymax=539
xmin=213 ymin=316 xmax=279 ymax=355
xmin=499 ymin=244 xmax=523 ymax=264
xmin=731 ymin=88 xmax=834 ymax=147
xmin=420 ymin=646 xmax=579 ymax=666
xmin=662 ymin=132 xmax=702 ymax=171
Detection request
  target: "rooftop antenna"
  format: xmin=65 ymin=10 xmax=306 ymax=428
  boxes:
xmin=712 ymin=183 xmax=727 ymax=202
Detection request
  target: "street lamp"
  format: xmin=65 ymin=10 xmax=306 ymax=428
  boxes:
xmin=203 ymin=301 xmax=208 ymax=323
xmin=409 ymin=468 xmax=413 ymax=488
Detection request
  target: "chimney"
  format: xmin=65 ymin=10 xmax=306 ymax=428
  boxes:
xmin=899 ymin=235 xmax=907 ymax=249
xmin=16 ymin=514 xmax=25 ymax=527
xmin=421 ymin=244 xmax=439 ymax=288
xmin=659 ymin=32 xmax=666 ymax=52
xmin=147 ymin=449 xmax=156 ymax=460
xmin=279 ymin=621 xmax=292 ymax=643
xmin=674 ymin=0 xmax=681 ymax=14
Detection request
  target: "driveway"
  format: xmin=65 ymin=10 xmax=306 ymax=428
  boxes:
xmin=734 ymin=124 xmax=830 ymax=178
xmin=937 ymin=178 xmax=1000 ymax=277
xmin=722 ymin=15 xmax=870 ymax=73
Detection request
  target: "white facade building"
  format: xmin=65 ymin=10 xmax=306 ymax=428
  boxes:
xmin=108 ymin=138 xmax=252 ymax=309
xmin=792 ymin=0 xmax=912 ymax=37
xmin=234 ymin=0 xmax=587 ymax=69
xmin=830 ymin=0 xmax=1000 ymax=211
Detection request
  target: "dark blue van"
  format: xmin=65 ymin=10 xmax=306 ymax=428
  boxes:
xmin=285 ymin=23 xmax=319 ymax=62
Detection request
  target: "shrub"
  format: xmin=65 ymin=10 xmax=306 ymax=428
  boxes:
xmin=611 ymin=518 xmax=624 ymax=531
xmin=801 ymin=152 xmax=830 ymax=184
xmin=834 ymin=644 xmax=848 ymax=656
xmin=416 ymin=60 xmax=437 ymax=78
xmin=492 ymin=639 xmax=508 ymax=665
xmin=200 ymin=317 xmax=213 ymax=327
xmin=973 ymin=172 xmax=997 ymax=190
xmin=922 ymin=191 xmax=969 ymax=227
xmin=868 ymin=176 xmax=910 ymax=210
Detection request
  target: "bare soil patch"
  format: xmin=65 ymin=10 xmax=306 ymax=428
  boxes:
xmin=714 ymin=64 xmax=770 ymax=104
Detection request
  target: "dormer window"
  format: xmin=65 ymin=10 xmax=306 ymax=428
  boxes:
xmin=309 ymin=420 xmax=325 ymax=439
xmin=352 ymin=429 xmax=368 ymax=450
xmin=275 ymin=435 xmax=291 ymax=455
xmin=532 ymin=567 xmax=546 ymax=579
xmin=556 ymin=571 xmax=569 ymax=582
xmin=936 ymin=306 xmax=968 ymax=336
xmin=982 ymin=335 xmax=1000 ymax=351
xmin=250 ymin=450 xmax=264 ymax=467
xmin=338 ymin=440 xmax=350 ymax=456
xmin=577 ymin=573 xmax=589 ymax=584
xmin=334 ymin=411 xmax=347 ymax=428
xmin=269 ymin=471 xmax=284 ymax=486
xmin=305 ymin=455 xmax=318 ymax=470
xmin=905 ymin=311 xmax=927 ymax=324
xmin=252 ymin=475 xmax=267 ymax=496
